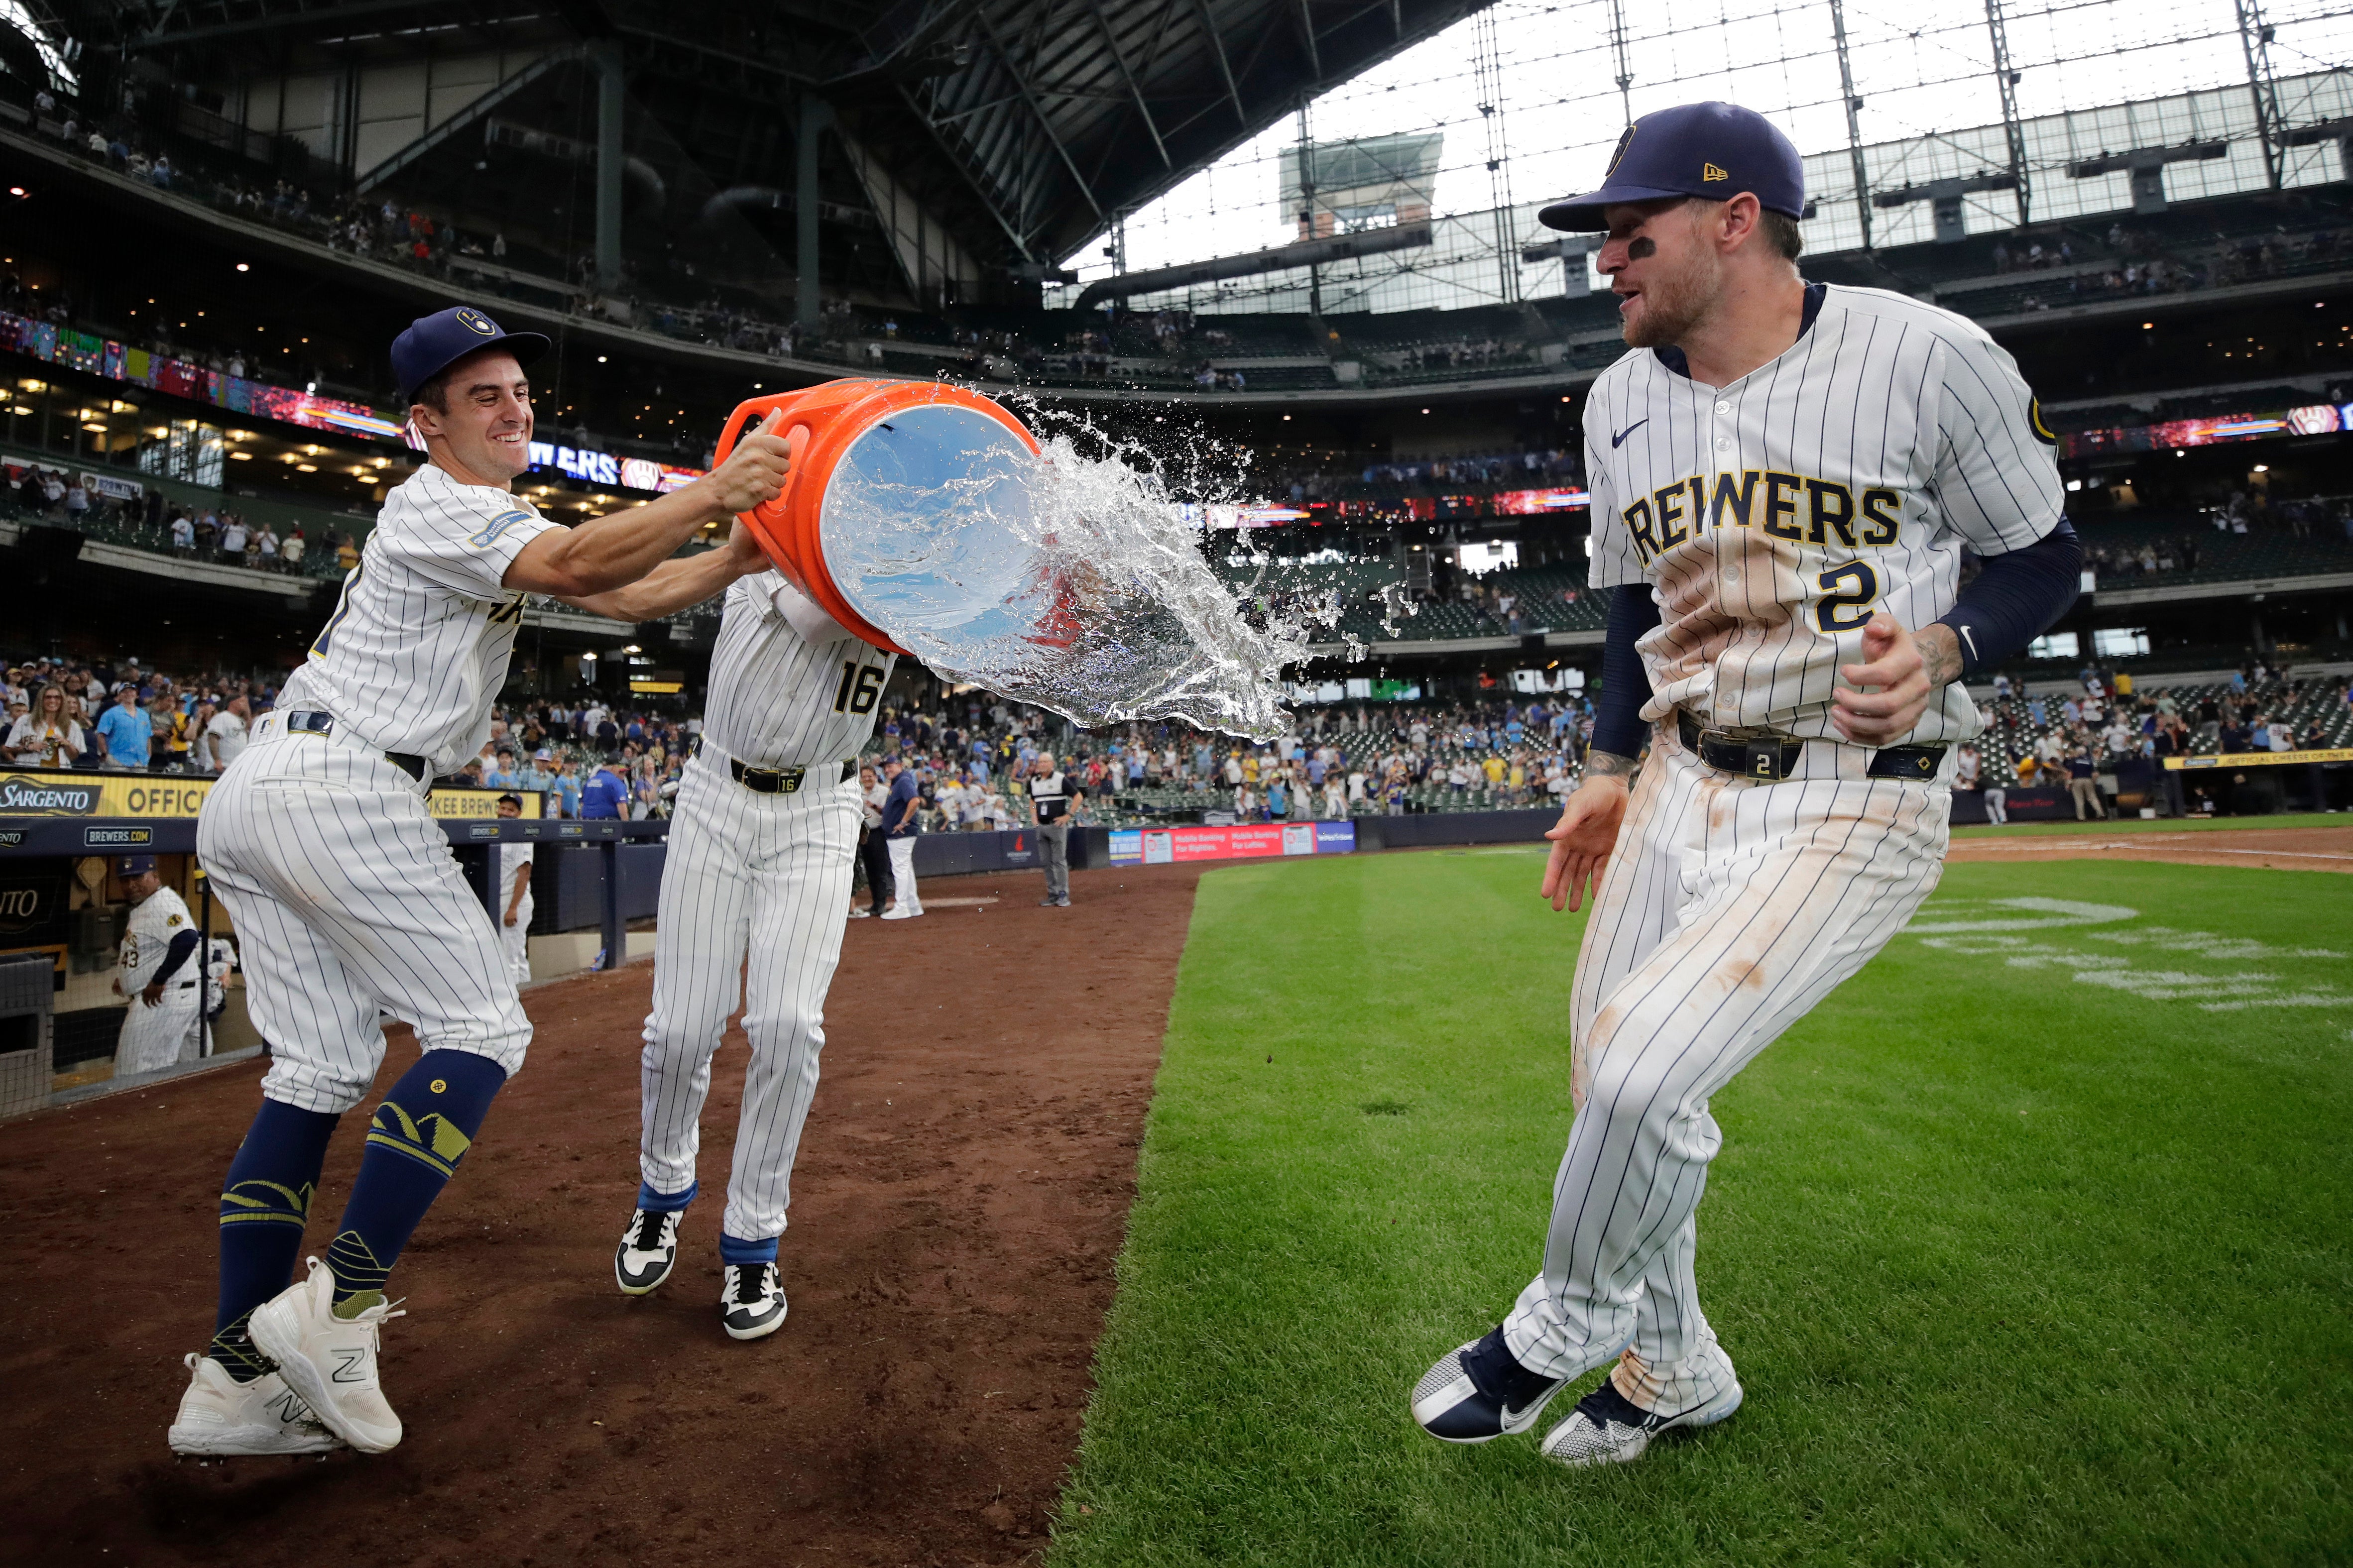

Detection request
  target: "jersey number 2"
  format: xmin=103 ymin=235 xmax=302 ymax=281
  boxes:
xmin=832 ymin=662 xmax=883 ymax=715
xmin=1814 ymin=561 xmax=1879 ymax=632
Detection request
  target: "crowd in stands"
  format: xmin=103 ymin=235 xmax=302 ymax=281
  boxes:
xmin=0 ymin=457 xmax=362 ymax=575
xmin=1956 ymin=661 xmax=2352 ymax=818
xmin=7 ymin=635 xmax=2342 ymax=827
xmin=1975 ymin=219 xmax=2346 ymax=312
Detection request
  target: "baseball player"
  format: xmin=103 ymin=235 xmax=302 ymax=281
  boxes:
xmin=495 ymin=792 xmax=534 ymax=986
xmin=1410 ymin=103 xmax=2083 ymax=1468
xmin=110 ymin=855 xmax=202 ymax=1078
xmin=167 ymin=305 xmax=790 ymax=1458
xmin=613 ymin=567 xmax=894 ymax=1340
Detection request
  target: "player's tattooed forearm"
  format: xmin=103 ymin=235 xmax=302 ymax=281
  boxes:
xmin=1583 ymin=749 xmax=1639 ymax=782
xmin=1915 ymin=624 xmax=1964 ymax=689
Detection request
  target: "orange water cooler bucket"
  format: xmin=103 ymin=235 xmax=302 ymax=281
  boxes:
xmin=712 ymin=379 xmax=1049 ymax=657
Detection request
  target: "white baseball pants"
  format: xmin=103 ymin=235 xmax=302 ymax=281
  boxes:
xmin=195 ymin=719 xmax=532 ymax=1114
xmin=114 ymin=979 xmax=200 ymax=1076
xmin=501 ymin=891 xmax=533 ymax=986
xmin=638 ymin=754 xmax=860 ymax=1243
xmin=885 ymin=834 xmax=921 ymax=913
xmin=1501 ymin=726 xmax=1949 ymax=1407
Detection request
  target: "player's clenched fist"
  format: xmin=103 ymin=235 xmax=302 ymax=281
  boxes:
xmin=1541 ymin=768 xmax=1631 ymax=913
xmin=1831 ymin=612 xmax=1937 ymax=746
xmin=706 ymin=408 xmax=796 ymax=516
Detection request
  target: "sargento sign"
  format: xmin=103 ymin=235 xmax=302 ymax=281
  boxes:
xmin=0 ymin=773 xmax=209 ymax=817
xmin=0 ymin=775 xmax=104 ymax=815
xmin=0 ymin=771 xmax=544 ymax=819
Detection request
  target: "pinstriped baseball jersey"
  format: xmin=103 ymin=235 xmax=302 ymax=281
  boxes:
xmin=1586 ymin=282 xmax=2063 ymax=745
xmin=280 ymin=461 xmax=561 ymax=773
xmin=119 ymin=885 xmax=194 ymax=992
xmin=701 ymin=570 xmax=896 ymax=770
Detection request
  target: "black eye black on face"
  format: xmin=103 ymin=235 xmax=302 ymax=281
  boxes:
xmin=1628 ymin=236 xmax=1657 ymax=260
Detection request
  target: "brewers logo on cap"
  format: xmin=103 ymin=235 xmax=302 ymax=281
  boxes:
xmin=455 ymin=308 xmax=499 ymax=336
xmin=1607 ymin=124 xmax=1636 ymax=174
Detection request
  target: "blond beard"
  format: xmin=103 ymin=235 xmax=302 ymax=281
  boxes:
xmin=1620 ymin=247 xmax=1721 ymax=350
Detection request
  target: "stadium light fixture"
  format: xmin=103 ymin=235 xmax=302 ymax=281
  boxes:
xmin=597 ymin=356 xmax=607 ymax=363
xmin=296 ymin=463 xmax=318 ymax=473
xmin=2252 ymin=464 xmax=2269 ymax=472
xmin=236 ymin=263 xmax=249 ymax=272
xmin=229 ymin=451 xmax=250 ymax=460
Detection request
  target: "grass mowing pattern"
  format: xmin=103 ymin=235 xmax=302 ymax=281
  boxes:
xmin=1052 ymin=851 xmax=2353 ymax=1567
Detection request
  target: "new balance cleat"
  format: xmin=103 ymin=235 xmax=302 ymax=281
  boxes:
xmin=247 ymin=1257 xmax=404 ymax=1455
xmin=167 ymin=1352 xmax=343 ymax=1457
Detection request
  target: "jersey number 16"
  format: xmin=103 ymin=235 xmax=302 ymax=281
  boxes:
xmin=831 ymin=662 xmax=883 ymax=715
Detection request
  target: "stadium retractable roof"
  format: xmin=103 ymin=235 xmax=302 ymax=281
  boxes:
xmin=64 ymin=0 xmax=1491 ymax=292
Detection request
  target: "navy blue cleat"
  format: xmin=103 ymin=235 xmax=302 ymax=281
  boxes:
xmin=1411 ymin=1326 xmax=1569 ymax=1443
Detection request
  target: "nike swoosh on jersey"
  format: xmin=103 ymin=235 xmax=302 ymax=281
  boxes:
xmin=1610 ymin=420 xmax=1649 ymax=448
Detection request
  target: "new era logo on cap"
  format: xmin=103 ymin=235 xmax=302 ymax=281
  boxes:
xmin=1538 ymin=101 xmax=1805 ymax=232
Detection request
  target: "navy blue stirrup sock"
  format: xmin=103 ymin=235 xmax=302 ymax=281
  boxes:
xmin=325 ymin=1049 xmax=507 ymax=1314
xmin=211 ymin=1098 xmax=341 ymax=1382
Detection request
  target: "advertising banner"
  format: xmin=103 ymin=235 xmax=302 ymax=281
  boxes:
xmin=1108 ymin=818 xmax=1356 ymax=866
xmin=2167 ymin=747 xmax=2353 ymax=771
xmin=0 ymin=771 xmax=546 ymax=819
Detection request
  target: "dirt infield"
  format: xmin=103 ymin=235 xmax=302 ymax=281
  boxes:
xmin=0 ymin=863 xmax=1205 ymax=1568
xmin=1947 ymin=824 xmax=2353 ymax=873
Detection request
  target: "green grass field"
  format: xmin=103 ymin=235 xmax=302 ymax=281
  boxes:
xmin=1050 ymin=851 xmax=2353 ymax=1568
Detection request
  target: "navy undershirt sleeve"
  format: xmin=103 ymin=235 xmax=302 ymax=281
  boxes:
xmin=1592 ymin=584 xmax=1661 ymax=760
xmin=1933 ymin=518 xmax=2083 ymax=677
xmin=149 ymin=928 xmax=201 ymax=986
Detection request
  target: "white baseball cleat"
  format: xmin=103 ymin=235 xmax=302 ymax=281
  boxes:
xmin=247 ymin=1257 xmax=405 ymax=1455
xmin=1537 ymin=1377 xmax=1743 ymax=1468
xmin=878 ymin=905 xmax=922 ymax=920
xmin=720 ymin=1263 xmax=786 ymax=1341
xmin=167 ymin=1352 xmax=343 ymax=1456
xmin=614 ymin=1208 xmax=682 ymax=1296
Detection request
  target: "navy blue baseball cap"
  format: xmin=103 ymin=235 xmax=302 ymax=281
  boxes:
xmin=116 ymin=855 xmax=157 ymax=876
xmin=391 ymin=306 xmax=550 ymax=405
xmin=1538 ymin=102 xmax=1805 ymax=232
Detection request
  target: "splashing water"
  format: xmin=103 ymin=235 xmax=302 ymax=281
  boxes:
xmin=812 ymin=403 xmax=1329 ymax=739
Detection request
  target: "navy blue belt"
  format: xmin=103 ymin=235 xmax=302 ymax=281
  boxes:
xmin=283 ymin=711 xmax=430 ymax=783
xmin=1676 ymin=710 xmax=1944 ymax=784
xmin=728 ymin=758 xmax=856 ymax=794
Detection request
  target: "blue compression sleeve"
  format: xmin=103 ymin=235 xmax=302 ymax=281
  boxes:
xmin=149 ymin=928 xmax=200 ymax=986
xmin=1934 ymin=519 xmax=2083 ymax=677
xmin=1592 ymin=584 xmax=1661 ymax=759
